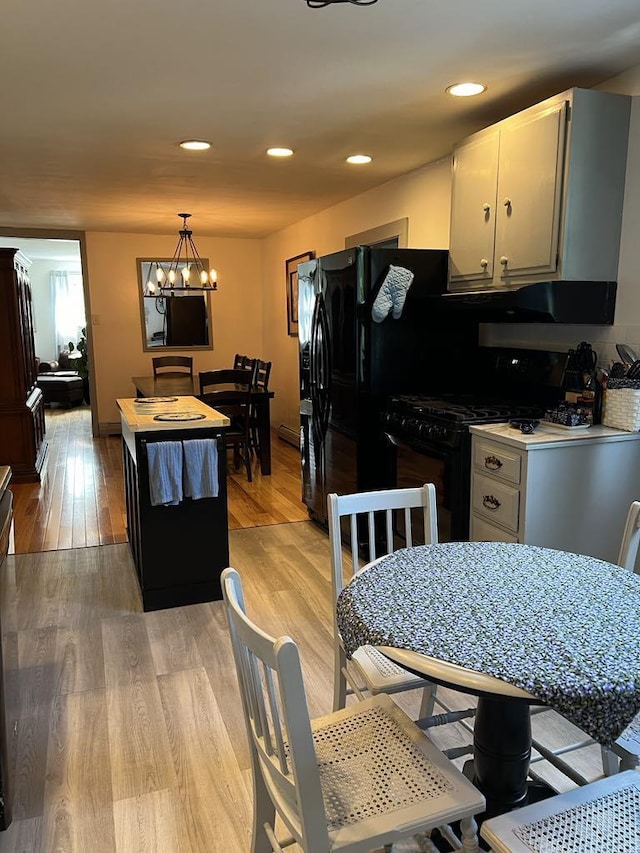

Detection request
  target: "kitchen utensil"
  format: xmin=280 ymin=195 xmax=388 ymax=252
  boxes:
xmin=616 ymin=344 xmax=638 ymax=366
xmin=610 ymin=362 xmax=627 ymax=379
xmin=627 ymin=360 xmax=640 ymax=380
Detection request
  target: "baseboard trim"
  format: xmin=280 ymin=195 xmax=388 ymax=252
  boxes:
xmin=99 ymin=422 xmax=121 ymax=437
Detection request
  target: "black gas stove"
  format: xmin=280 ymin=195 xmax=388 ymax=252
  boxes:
xmin=380 ymin=347 xmax=569 ymax=542
xmin=382 ymin=394 xmax=546 ymax=449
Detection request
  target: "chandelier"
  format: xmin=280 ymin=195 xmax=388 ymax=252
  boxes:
xmin=306 ymin=0 xmax=377 ymax=6
xmin=152 ymin=213 xmax=218 ymax=293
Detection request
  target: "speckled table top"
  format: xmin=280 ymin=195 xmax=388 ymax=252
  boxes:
xmin=337 ymin=541 xmax=640 ymax=745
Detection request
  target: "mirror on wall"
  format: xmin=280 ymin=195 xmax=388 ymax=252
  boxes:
xmin=137 ymin=258 xmax=214 ymax=351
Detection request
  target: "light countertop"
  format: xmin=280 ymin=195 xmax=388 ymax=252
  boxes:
xmin=470 ymin=421 xmax=640 ymax=450
xmin=117 ymin=396 xmax=229 ymax=432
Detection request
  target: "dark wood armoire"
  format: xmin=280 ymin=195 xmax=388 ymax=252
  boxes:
xmin=0 ymin=249 xmax=47 ymax=482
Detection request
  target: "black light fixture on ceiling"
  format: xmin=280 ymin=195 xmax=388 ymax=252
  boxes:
xmin=151 ymin=213 xmax=218 ymax=294
xmin=306 ymin=0 xmax=377 ymax=6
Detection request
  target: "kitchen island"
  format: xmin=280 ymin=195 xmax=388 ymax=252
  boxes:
xmin=469 ymin=422 xmax=640 ymax=563
xmin=118 ymin=396 xmax=230 ymax=611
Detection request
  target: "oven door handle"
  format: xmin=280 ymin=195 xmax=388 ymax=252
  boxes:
xmin=383 ymin=431 xmax=451 ymax=462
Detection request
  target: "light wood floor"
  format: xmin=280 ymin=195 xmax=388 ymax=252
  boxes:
xmin=9 ymin=407 xmax=308 ymax=555
xmin=0 ymin=408 xmax=605 ymax=852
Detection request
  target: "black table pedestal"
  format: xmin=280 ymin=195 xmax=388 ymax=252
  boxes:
xmin=472 ymin=696 xmax=531 ymax=812
xmin=462 ymin=694 xmax=555 ymax=828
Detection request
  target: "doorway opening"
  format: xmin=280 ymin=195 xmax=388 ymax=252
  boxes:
xmin=0 ymin=230 xmax=96 ymax=437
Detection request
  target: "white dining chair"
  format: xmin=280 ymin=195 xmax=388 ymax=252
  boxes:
xmin=327 ymin=485 xmax=477 ymax=742
xmin=528 ymin=500 xmax=640 ymax=786
xmin=601 ymin=499 xmax=640 ymax=775
xmin=480 ymin=770 xmax=640 ymax=852
xmin=221 ymin=566 xmax=485 ymax=853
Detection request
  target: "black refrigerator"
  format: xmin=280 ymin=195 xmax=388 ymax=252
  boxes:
xmin=298 ymin=246 xmax=453 ymax=527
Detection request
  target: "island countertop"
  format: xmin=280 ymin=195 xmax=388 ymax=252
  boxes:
xmin=117 ymin=396 xmax=229 ymax=432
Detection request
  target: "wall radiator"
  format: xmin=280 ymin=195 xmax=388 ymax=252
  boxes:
xmin=277 ymin=423 xmax=300 ymax=449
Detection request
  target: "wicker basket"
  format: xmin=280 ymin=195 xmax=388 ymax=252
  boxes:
xmin=603 ymin=379 xmax=640 ymax=432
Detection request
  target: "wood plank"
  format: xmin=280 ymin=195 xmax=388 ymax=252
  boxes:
xmin=113 ymin=789 xmax=193 ymax=853
xmin=156 ymin=668 xmax=251 ymax=852
xmin=42 ymin=690 xmax=117 ymax=853
xmin=106 ymin=681 xmax=178 ymax=801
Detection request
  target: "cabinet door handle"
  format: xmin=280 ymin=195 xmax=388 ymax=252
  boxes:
xmin=503 ymin=198 xmax=512 ymax=207
xmin=482 ymin=203 xmax=491 ymax=213
xmin=480 ymin=258 xmax=488 ymax=269
xmin=484 ymin=455 xmax=503 ymax=470
xmin=500 ymin=256 xmax=509 ymax=266
xmin=483 ymin=495 xmax=501 ymax=511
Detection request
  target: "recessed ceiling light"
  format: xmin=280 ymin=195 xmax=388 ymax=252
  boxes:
xmin=267 ymin=147 xmax=294 ymax=157
xmin=446 ymin=82 xmax=487 ymax=97
xmin=346 ymin=154 xmax=372 ymax=164
xmin=179 ymin=140 xmax=212 ymax=151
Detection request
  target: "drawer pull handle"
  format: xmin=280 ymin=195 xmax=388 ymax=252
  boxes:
xmin=483 ymin=495 xmax=501 ymax=511
xmin=484 ymin=455 xmax=503 ymax=470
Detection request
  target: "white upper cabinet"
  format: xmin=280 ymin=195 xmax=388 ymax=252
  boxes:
xmin=448 ymin=88 xmax=631 ymax=291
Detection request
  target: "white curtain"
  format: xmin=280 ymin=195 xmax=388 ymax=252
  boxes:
xmin=51 ymin=270 xmax=86 ymax=353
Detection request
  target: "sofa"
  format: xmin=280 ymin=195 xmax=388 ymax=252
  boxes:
xmin=36 ymin=356 xmax=85 ymax=407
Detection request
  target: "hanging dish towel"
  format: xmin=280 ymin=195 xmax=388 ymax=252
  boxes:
xmin=183 ymin=438 xmax=219 ymax=499
xmin=147 ymin=441 xmax=183 ymax=506
xmin=371 ymin=264 xmax=415 ymax=323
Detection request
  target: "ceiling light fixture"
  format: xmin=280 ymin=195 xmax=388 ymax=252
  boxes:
xmin=150 ymin=214 xmax=217 ymax=294
xmin=446 ymin=82 xmax=487 ymax=97
xmin=346 ymin=154 xmax=372 ymax=164
xmin=179 ymin=140 xmax=212 ymax=150
xmin=306 ymin=0 xmax=377 ymax=6
xmin=267 ymin=147 xmax=294 ymax=157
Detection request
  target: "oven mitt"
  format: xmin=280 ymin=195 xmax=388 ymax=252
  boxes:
xmin=371 ymin=265 xmax=415 ymax=323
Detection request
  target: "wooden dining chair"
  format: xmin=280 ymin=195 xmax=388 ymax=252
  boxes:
xmin=199 ymin=368 xmax=254 ymax=481
xmin=327 ymin=485 xmax=476 ymax=743
xmin=152 ymin=355 xmax=193 ymax=377
xmin=232 ymin=353 xmax=249 ymax=370
xmin=249 ymin=359 xmax=271 ymax=458
xmin=221 ymin=566 xmax=485 ymax=853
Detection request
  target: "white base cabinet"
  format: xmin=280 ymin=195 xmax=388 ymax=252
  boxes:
xmin=469 ymin=424 xmax=640 ymax=565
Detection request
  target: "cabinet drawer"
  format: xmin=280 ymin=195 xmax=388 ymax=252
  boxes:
xmin=471 ymin=514 xmax=519 ymax=544
xmin=472 ymin=473 xmax=520 ymax=533
xmin=473 ymin=440 xmax=522 ymax=485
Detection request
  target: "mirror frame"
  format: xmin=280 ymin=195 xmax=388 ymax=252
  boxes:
xmin=137 ymin=257 xmax=214 ymax=352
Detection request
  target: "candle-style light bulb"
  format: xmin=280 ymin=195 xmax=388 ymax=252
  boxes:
xmin=182 ymin=265 xmax=190 ymax=284
xmin=200 ymin=269 xmax=208 ymax=286
xmin=210 ymin=268 xmax=217 ymax=283
xmin=155 ymin=267 xmax=165 ymax=283
xmin=168 ymin=269 xmax=176 ymax=284
xmin=147 ymin=280 xmax=156 ymax=295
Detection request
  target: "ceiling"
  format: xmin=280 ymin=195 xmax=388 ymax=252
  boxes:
xmin=1 ymin=0 xmax=639 ymax=240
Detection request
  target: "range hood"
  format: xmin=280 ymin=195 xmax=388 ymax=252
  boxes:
xmin=433 ymin=281 xmax=617 ymax=325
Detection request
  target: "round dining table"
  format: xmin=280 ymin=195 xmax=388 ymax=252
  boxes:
xmin=336 ymin=541 xmax=640 ymax=817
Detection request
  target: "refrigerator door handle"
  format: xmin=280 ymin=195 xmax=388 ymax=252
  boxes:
xmin=309 ymin=297 xmax=323 ymax=442
xmin=315 ymin=293 xmax=331 ymax=437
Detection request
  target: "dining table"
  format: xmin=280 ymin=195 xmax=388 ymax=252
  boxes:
xmin=336 ymin=540 xmax=640 ymax=819
xmin=131 ymin=374 xmax=275 ymax=475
